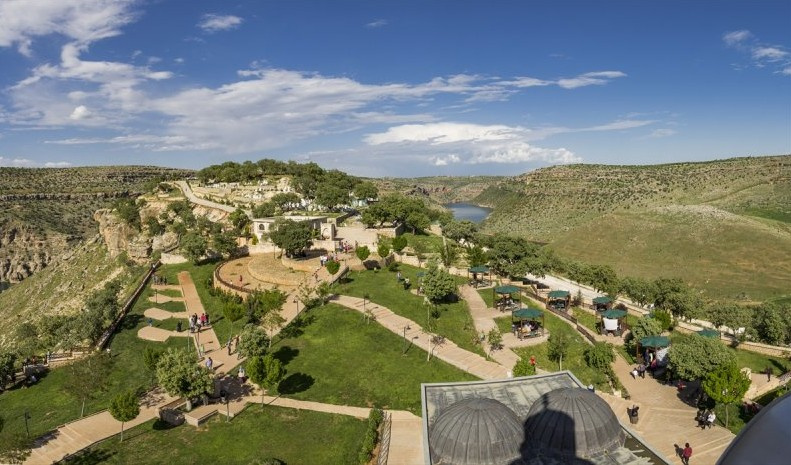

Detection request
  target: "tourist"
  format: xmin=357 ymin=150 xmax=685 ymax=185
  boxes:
xmin=205 ymin=357 xmax=213 ymax=370
xmin=631 ymin=367 xmax=638 ymax=379
xmin=205 ymin=313 xmax=210 ymax=327
xmin=176 ymin=321 xmax=182 ymax=332
xmin=637 ymin=363 xmax=646 ymax=378
xmin=706 ymin=411 xmax=716 ymax=429
xmin=765 ymin=366 xmax=772 ymax=381
xmin=681 ymin=443 xmax=692 ymax=465
xmin=238 ymin=366 xmax=246 ymax=383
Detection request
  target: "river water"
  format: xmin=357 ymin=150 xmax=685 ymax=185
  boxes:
xmin=444 ymin=202 xmax=492 ymax=223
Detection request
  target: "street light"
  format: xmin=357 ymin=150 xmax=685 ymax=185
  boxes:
xmin=23 ymin=410 xmax=31 ymax=437
xmin=402 ymin=325 xmax=411 ymax=355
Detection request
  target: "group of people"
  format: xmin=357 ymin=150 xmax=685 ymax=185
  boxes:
xmin=629 ymin=363 xmax=647 ymax=379
xmin=188 ymin=312 xmax=210 ymax=333
xmin=696 ymin=409 xmax=716 ymax=429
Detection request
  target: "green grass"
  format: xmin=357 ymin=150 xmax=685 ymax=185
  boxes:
xmin=0 ymin=281 xmax=186 ymax=438
xmin=571 ymin=307 xmax=599 ymax=333
xmin=154 ymin=288 xmax=183 ymax=298
xmin=755 ymin=384 xmax=791 ymax=406
xmin=401 ymin=232 xmax=445 ymax=254
xmin=147 ymin=299 xmax=186 ymax=313
xmin=64 ymin=406 xmax=366 ymax=465
xmin=336 ymin=266 xmax=483 ymax=356
xmin=271 ymin=303 xmax=478 ymax=414
xmin=511 ymin=311 xmax=611 ymax=392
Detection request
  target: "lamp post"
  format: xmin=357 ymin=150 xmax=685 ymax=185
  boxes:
xmin=24 ymin=410 xmax=31 ymax=437
xmin=402 ymin=325 xmax=411 ymax=355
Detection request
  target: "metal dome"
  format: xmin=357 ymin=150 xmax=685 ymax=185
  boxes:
xmin=429 ymin=397 xmax=523 ymax=465
xmin=523 ymin=387 xmax=625 ymax=460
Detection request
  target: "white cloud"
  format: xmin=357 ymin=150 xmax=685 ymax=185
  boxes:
xmin=557 ymin=71 xmax=627 ymax=89
xmin=44 ymin=161 xmax=73 ymax=167
xmin=0 ymin=0 xmax=137 ymax=54
xmin=723 ymin=29 xmax=791 ymax=76
xmin=648 ymin=128 xmax=676 ymax=138
xmin=723 ymin=30 xmax=752 ymax=46
xmin=69 ymin=105 xmax=91 ymax=120
xmin=752 ymin=47 xmax=788 ymax=61
xmin=198 ymin=14 xmax=243 ymax=33
xmin=366 ymin=19 xmax=388 ymax=29
xmin=0 ymin=156 xmax=35 ymax=167
xmin=432 ymin=154 xmax=460 ymax=166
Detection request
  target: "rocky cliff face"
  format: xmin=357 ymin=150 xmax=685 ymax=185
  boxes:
xmin=0 ymin=220 xmax=72 ymax=284
xmin=94 ymin=206 xmax=179 ymax=264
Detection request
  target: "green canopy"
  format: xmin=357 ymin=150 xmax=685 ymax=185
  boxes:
xmin=416 ymin=271 xmax=426 ymax=277
xmin=640 ymin=335 xmax=670 ymax=348
xmin=548 ymin=290 xmax=570 ymax=299
xmin=468 ymin=265 xmax=489 ymax=273
xmin=600 ymin=309 xmax=627 ymax=319
xmin=592 ymin=296 xmax=613 ymax=305
xmin=513 ymin=308 xmax=543 ymax=319
xmin=697 ymin=329 xmax=720 ymax=339
xmin=494 ymin=285 xmax=520 ymax=294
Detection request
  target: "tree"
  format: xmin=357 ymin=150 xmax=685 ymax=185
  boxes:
xmin=707 ymin=303 xmax=750 ymax=336
xmin=754 ymin=305 xmax=786 ymax=345
xmin=271 ymin=192 xmax=301 ymax=212
xmin=252 ymin=201 xmax=276 ymax=218
xmin=702 ymin=364 xmax=750 ymax=428
xmin=223 ymin=302 xmax=246 ymax=329
xmin=668 ymin=334 xmax=736 ymax=380
xmin=355 ymin=245 xmax=371 ymax=262
xmin=437 ymin=242 xmax=458 ymax=267
xmin=146 ymin=217 xmax=164 ymax=236
xmin=441 ymin=220 xmax=478 ymax=243
xmin=325 ymin=259 xmax=340 ymax=275
xmin=0 ymin=352 xmax=16 ymax=391
xmin=588 ymin=264 xmax=620 ymax=298
xmin=377 ymin=243 xmax=390 ymax=260
xmin=353 ymin=181 xmax=378 ymax=202
xmin=620 ymin=277 xmax=657 ymax=307
xmin=113 ymin=198 xmax=141 ymax=230
xmin=247 ymin=354 xmax=286 ymax=407
xmin=64 ymin=352 xmax=113 ymax=417
xmin=181 ymin=232 xmax=207 ymax=264
xmin=228 ymin=208 xmax=250 ymax=232
xmin=109 ymin=391 xmax=139 ymax=442
xmin=466 ymin=245 xmax=487 ymax=268
xmin=547 ymin=331 xmax=571 ymax=370
xmin=269 ymin=219 xmax=313 ymax=257
xmin=236 ymin=324 xmax=270 ymax=358
xmin=584 ymin=342 xmax=614 ymax=371
xmin=487 ymin=328 xmax=503 ymax=355
xmin=629 ymin=316 xmax=663 ymax=348
xmin=513 ymin=357 xmax=537 ymax=377
xmin=143 ymin=347 xmax=162 ymax=383
xmin=0 ymin=430 xmax=31 ymax=464
xmin=212 ymin=230 xmax=238 ymax=257
xmin=391 ymin=235 xmax=407 ymax=253
xmin=246 ymin=289 xmax=287 ymax=326
xmin=422 ymin=262 xmax=458 ymax=303
xmin=315 ymin=183 xmax=349 ymax=211
xmin=155 ymin=349 xmax=214 ymax=409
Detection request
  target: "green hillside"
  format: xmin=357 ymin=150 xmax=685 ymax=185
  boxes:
xmin=471 ymin=155 xmax=791 ymax=300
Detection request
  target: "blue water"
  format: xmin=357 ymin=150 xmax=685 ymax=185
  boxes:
xmin=445 ymin=202 xmax=492 ymax=223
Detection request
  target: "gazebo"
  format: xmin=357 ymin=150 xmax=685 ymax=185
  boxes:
xmin=467 ymin=265 xmax=490 ymax=288
xmin=547 ymin=290 xmax=571 ymax=311
xmin=512 ymin=307 xmax=545 ymax=338
xmin=600 ymin=309 xmax=628 ymax=336
xmin=592 ymin=296 xmax=613 ymax=311
xmin=637 ymin=335 xmax=670 ymax=362
xmin=697 ymin=328 xmax=720 ymax=339
xmin=494 ymin=285 xmax=520 ymax=311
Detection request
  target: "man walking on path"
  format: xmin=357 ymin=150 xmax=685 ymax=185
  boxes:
xmin=681 ymin=443 xmax=692 ymax=465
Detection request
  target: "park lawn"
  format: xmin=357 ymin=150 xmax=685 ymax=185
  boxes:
xmin=271 ymin=303 xmax=478 ymax=414
xmin=157 ymin=262 xmax=240 ymax=345
xmin=154 ymin=288 xmax=183 ymax=298
xmin=64 ymin=406 xmax=366 ymax=465
xmin=400 ymin=232 xmax=445 ymax=255
xmin=0 ymin=282 xmax=186 ymax=438
xmin=336 ymin=266 xmax=483 ymax=356
xmin=511 ymin=311 xmax=611 ymax=392
xmin=147 ymin=299 xmax=186 ymax=313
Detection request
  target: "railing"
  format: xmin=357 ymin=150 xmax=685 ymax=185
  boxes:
xmin=97 ymin=260 xmax=161 ymax=350
xmin=376 ymin=411 xmax=392 ymax=465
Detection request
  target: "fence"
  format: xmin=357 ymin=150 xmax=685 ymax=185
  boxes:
xmin=376 ymin=411 xmax=392 ymax=465
xmin=96 ymin=260 xmax=161 ymax=350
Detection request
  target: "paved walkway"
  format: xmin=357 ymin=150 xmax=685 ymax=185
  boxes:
xmin=332 ymin=295 xmax=508 ymax=380
xmin=605 ymin=354 xmax=735 ymax=465
xmin=458 ymin=284 xmax=522 ymax=371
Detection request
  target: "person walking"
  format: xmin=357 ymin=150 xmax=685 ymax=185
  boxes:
xmin=681 ymin=442 xmax=692 ymax=465
xmin=205 ymin=357 xmax=213 ymax=370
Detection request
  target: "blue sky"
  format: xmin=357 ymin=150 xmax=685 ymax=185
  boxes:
xmin=0 ymin=0 xmax=789 ymax=177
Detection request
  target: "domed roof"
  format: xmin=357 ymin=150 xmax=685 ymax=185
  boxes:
xmin=523 ymin=387 xmax=624 ymax=460
xmin=429 ymin=397 xmax=523 ymax=465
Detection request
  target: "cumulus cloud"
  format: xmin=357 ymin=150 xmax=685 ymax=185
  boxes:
xmin=366 ymin=19 xmax=388 ymax=29
xmin=0 ymin=156 xmax=35 ymax=167
xmin=198 ymin=14 xmax=243 ymax=33
xmin=723 ymin=29 xmax=791 ymax=76
xmin=44 ymin=161 xmax=73 ymax=167
xmin=69 ymin=105 xmax=91 ymax=120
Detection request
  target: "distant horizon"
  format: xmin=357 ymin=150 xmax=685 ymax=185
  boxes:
xmin=1 ymin=1 xmax=789 ymax=176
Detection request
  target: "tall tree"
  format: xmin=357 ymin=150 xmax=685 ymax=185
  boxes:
xmin=355 ymin=245 xmax=371 ymax=262
xmin=236 ymin=324 xmax=270 ymax=358
xmin=109 ymin=391 xmax=140 ymax=442
xmin=702 ymin=364 xmax=750 ymax=428
xmin=353 ymin=181 xmax=378 ymax=201
xmin=668 ymin=334 xmax=736 ymax=380
xmin=228 ymin=208 xmax=250 ymax=232
xmin=155 ymin=349 xmax=214 ymax=410
xmin=181 ymin=232 xmax=207 ymax=264
xmin=269 ymin=219 xmax=313 ymax=257
xmin=422 ymin=262 xmax=458 ymax=303
xmin=64 ymin=352 xmax=113 ymax=417
xmin=247 ymin=354 xmax=286 ymax=407
xmin=547 ymin=331 xmax=571 ymax=370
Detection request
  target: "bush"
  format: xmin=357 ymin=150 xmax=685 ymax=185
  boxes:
xmin=325 ymin=260 xmax=340 ymax=275
xmin=391 ymin=235 xmax=407 ymax=253
xmin=652 ymin=309 xmax=673 ymax=331
xmin=357 ymin=407 xmax=384 ymax=464
xmin=513 ymin=357 xmax=537 ymax=377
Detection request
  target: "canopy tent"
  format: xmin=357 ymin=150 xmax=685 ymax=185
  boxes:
xmin=697 ymin=328 xmax=720 ymax=339
xmin=592 ymin=296 xmax=613 ymax=310
xmin=600 ymin=309 xmax=627 ymax=319
xmin=467 ymin=265 xmax=491 ymax=288
xmin=494 ymin=285 xmax=521 ymax=311
xmin=599 ymin=309 xmax=628 ymax=336
xmin=637 ymin=335 xmax=670 ymax=359
xmin=547 ymin=290 xmax=571 ymax=311
xmin=511 ymin=307 xmax=545 ymax=337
